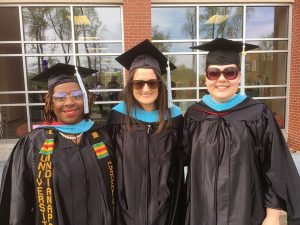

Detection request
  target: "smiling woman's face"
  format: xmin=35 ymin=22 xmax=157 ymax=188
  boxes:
xmin=52 ymin=82 xmax=84 ymax=124
xmin=205 ymin=64 xmax=241 ymax=103
xmin=132 ymin=68 xmax=159 ymax=112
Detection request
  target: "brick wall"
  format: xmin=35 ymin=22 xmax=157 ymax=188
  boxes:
xmin=123 ymin=0 xmax=152 ymax=50
xmin=288 ymin=0 xmax=300 ymax=150
xmin=121 ymin=2 xmax=300 ymax=150
xmin=122 ymin=0 xmax=152 ymax=79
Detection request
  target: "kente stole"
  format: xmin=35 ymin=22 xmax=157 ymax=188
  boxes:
xmin=33 ymin=129 xmax=115 ymax=225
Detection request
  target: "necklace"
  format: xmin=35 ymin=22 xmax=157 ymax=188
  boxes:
xmin=59 ymin=132 xmax=83 ymax=140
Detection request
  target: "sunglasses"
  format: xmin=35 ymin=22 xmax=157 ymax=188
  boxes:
xmin=131 ymin=79 xmax=160 ymax=90
xmin=206 ymin=67 xmax=239 ymax=81
xmin=52 ymin=90 xmax=83 ymax=103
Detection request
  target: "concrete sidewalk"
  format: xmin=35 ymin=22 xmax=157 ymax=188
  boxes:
xmin=0 ymin=139 xmax=17 ymax=182
xmin=292 ymin=151 xmax=300 ymax=175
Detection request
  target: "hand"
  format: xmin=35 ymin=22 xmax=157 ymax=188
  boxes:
xmin=262 ymin=208 xmax=281 ymax=225
xmin=262 ymin=216 xmax=280 ymax=225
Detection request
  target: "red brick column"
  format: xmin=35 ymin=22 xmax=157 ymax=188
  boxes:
xmin=288 ymin=0 xmax=300 ymax=151
xmin=123 ymin=0 xmax=152 ymax=50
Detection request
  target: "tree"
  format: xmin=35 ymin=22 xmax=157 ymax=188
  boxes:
xmin=46 ymin=7 xmax=72 ymax=64
xmin=199 ymin=7 xmax=242 ymax=39
xmin=182 ymin=8 xmax=196 ymax=39
xmin=23 ymin=7 xmax=51 ymax=75
xmin=152 ymin=25 xmax=176 ymax=65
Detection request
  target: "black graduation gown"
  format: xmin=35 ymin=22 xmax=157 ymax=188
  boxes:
xmin=106 ymin=110 xmax=184 ymax=225
xmin=183 ymin=97 xmax=300 ymax=225
xmin=0 ymin=124 xmax=114 ymax=225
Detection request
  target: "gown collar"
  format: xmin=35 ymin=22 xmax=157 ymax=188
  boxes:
xmin=201 ymin=93 xmax=247 ymax=112
xmin=33 ymin=119 xmax=94 ymax=134
xmin=112 ymin=101 xmax=181 ymax=123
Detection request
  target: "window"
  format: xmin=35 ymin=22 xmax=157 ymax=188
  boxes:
xmin=152 ymin=4 xmax=290 ymax=129
xmin=199 ymin=6 xmax=243 ymax=39
xmin=0 ymin=5 xmax=123 ymax=138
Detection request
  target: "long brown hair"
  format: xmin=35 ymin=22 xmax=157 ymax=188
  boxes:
xmin=44 ymin=85 xmax=95 ymax=123
xmin=123 ymin=69 xmax=171 ymax=133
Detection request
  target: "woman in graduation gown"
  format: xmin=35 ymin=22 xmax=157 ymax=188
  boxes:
xmin=106 ymin=39 xmax=184 ymax=225
xmin=183 ymin=38 xmax=300 ymax=225
xmin=0 ymin=63 xmax=115 ymax=225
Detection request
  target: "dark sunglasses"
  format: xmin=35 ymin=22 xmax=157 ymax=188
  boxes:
xmin=131 ymin=79 xmax=160 ymax=90
xmin=206 ymin=67 xmax=239 ymax=81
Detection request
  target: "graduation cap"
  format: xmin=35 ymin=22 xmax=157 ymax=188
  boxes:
xmin=32 ymin=63 xmax=98 ymax=116
xmin=116 ymin=39 xmax=176 ymax=108
xmin=31 ymin=63 xmax=97 ymax=89
xmin=190 ymin=38 xmax=258 ymax=67
xmin=115 ymin=39 xmax=176 ymax=75
xmin=191 ymin=38 xmax=258 ymax=95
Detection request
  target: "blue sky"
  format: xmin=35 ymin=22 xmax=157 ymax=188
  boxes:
xmin=152 ymin=6 xmax=280 ymax=39
xmin=152 ymin=7 xmax=194 ymax=39
xmin=246 ymin=7 xmax=275 ymax=38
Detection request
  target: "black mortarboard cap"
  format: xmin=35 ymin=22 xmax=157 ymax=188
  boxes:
xmin=115 ymin=39 xmax=176 ymax=75
xmin=31 ymin=63 xmax=97 ymax=89
xmin=191 ymin=38 xmax=258 ymax=67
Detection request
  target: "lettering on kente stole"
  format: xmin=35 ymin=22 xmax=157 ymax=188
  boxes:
xmin=36 ymin=154 xmax=54 ymax=225
xmin=108 ymin=161 xmax=115 ymax=206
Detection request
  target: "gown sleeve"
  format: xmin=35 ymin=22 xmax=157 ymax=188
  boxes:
xmin=181 ymin=112 xmax=198 ymax=225
xmin=182 ymin=113 xmax=195 ymax=167
xmin=260 ymin=106 xmax=300 ymax=225
xmin=105 ymin=110 xmax=123 ymax=150
xmin=0 ymin=136 xmax=35 ymax=225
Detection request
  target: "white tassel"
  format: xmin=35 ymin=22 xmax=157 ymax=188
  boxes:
xmin=240 ymin=44 xmax=246 ymax=95
xmin=75 ymin=66 xmax=89 ymax=114
xmin=167 ymin=59 xmax=173 ymax=108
